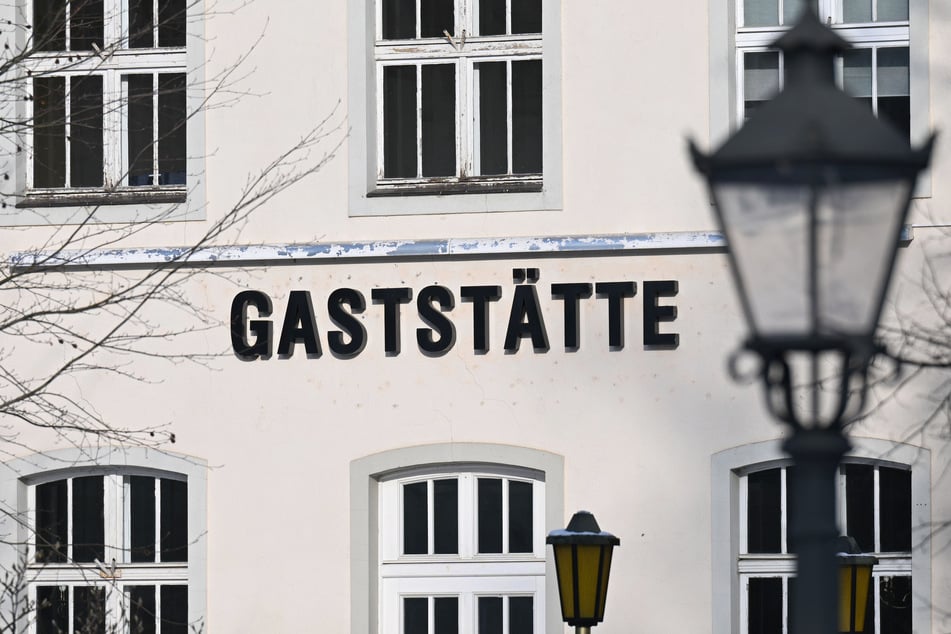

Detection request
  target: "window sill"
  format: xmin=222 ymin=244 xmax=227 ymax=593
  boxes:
xmin=368 ymin=178 xmax=542 ymax=198
xmin=17 ymin=187 xmax=187 ymax=209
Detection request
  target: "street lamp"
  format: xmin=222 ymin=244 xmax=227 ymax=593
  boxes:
xmin=546 ymin=511 xmax=619 ymax=634
xmin=689 ymin=7 xmax=932 ymax=634
xmin=837 ymin=536 xmax=878 ymax=634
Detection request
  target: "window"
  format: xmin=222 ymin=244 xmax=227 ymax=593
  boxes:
xmin=28 ymin=473 xmax=189 ymax=633
xmin=735 ymin=0 xmax=910 ymax=137
xmin=350 ymin=444 xmax=563 ymax=634
xmin=0 ymin=448 xmax=206 ymax=634
xmin=20 ymin=0 xmax=191 ymax=209
xmin=740 ymin=463 xmax=911 ymax=634
xmin=380 ymin=470 xmax=545 ymax=634
xmin=348 ymin=0 xmax=562 ymax=216
xmin=711 ymin=439 xmax=931 ymax=634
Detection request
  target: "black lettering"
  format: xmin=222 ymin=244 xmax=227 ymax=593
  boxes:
xmin=417 ymin=286 xmax=456 ymax=355
xmin=504 ymin=285 xmax=550 ymax=352
xmin=551 ymin=283 xmax=592 ymax=350
xmin=230 ymin=290 xmax=273 ymax=360
xmin=460 ymin=286 xmax=502 ymax=353
xmin=327 ymin=288 xmax=367 ymax=358
xmin=595 ymin=282 xmax=636 ymax=349
xmin=371 ymin=287 xmax=413 ymax=355
xmin=643 ymin=280 xmax=679 ymax=349
xmin=277 ymin=290 xmax=322 ymax=357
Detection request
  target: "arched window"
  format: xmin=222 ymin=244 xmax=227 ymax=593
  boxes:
xmin=350 ymin=443 xmax=564 ymax=634
xmin=712 ymin=438 xmax=930 ymax=634
xmin=0 ymin=448 xmax=206 ymax=634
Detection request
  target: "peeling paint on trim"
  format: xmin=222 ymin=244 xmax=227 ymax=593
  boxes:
xmin=9 ymin=227 xmax=912 ymax=269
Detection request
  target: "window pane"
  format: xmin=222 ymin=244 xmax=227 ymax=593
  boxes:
xmin=405 ymin=598 xmax=427 ymax=634
xmin=160 ymin=479 xmax=188 ymax=562
xmin=74 ymin=586 xmax=106 ymax=634
xmin=479 ymin=0 xmax=505 ymax=35
xmin=879 ymin=467 xmax=911 ymax=551
xmin=421 ymin=0 xmax=453 ymax=38
xmin=383 ymin=0 xmax=415 ymax=39
xmin=878 ymin=47 xmax=909 ymax=96
xmin=36 ymin=480 xmax=67 ymax=563
xmin=845 ymin=464 xmax=874 ymax=552
xmin=37 ymin=586 xmax=69 ymax=634
xmin=403 ymin=481 xmax=428 ymax=554
xmin=512 ymin=59 xmax=542 ymax=174
xmin=783 ymin=0 xmax=815 ymax=24
xmin=512 ymin=0 xmax=541 ymax=34
xmin=71 ymin=0 xmax=104 ymax=50
xmin=129 ymin=0 xmax=154 ymax=47
xmin=34 ymin=0 xmax=66 ymax=51
xmin=877 ymin=0 xmax=908 ymax=21
xmin=510 ymin=597 xmax=533 ymax=634
xmin=747 ymin=577 xmax=783 ymax=634
xmin=70 ymin=75 xmax=104 ymax=187
xmin=160 ymin=586 xmax=188 ymax=634
xmin=129 ymin=585 xmax=157 ymax=634
xmin=383 ymin=65 xmax=418 ymax=178
xmin=433 ymin=479 xmax=458 ymax=554
xmin=73 ymin=476 xmax=105 ymax=563
xmin=158 ymin=73 xmax=187 ymax=185
xmin=478 ymin=478 xmax=503 ymax=553
xmin=478 ymin=597 xmax=503 ymax=634
xmin=843 ymin=0 xmax=873 ymax=23
xmin=744 ymin=0 xmax=778 ymax=27
xmin=435 ymin=597 xmax=458 ymax=634
xmin=744 ymin=51 xmax=780 ymax=120
xmin=131 ymin=476 xmax=157 ymax=562
xmin=477 ymin=61 xmax=508 ymax=175
xmin=159 ymin=0 xmax=187 ymax=47
xmin=842 ymin=49 xmax=872 ymax=99
xmin=880 ymin=576 xmax=912 ymax=634
xmin=747 ymin=469 xmax=781 ymax=553
xmin=33 ymin=77 xmax=67 ymax=188
xmin=128 ymin=74 xmax=155 ymax=185
xmin=421 ymin=64 xmax=456 ymax=177
xmin=509 ymin=481 xmax=533 ymax=553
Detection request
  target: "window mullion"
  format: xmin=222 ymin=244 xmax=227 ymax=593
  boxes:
xmin=505 ymin=59 xmax=513 ymax=174
xmin=871 ymin=47 xmax=879 ymax=117
xmin=152 ymin=73 xmax=159 ymax=183
xmin=107 ymin=71 xmax=124 ymax=188
xmin=66 ymin=478 xmax=74 ymax=562
xmin=456 ymin=61 xmax=466 ymax=178
xmin=154 ymin=477 xmax=162 ymax=562
xmin=416 ymin=64 xmax=423 ymax=178
xmin=780 ymin=468 xmax=788 ymax=554
xmin=503 ymin=595 xmax=510 ymax=634
xmin=64 ymin=79 xmax=72 ymax=187
xmin=468 ymin=61 xmax=478 ymax=177
xmin=105 ymin=475 xmax=121 ymax=565
xmin=873 ymin=466 xmax=881 ymax=552
xmin=427 ymin=479 xmax=435 ymax=554
xmin=782 ymin=576 xmax=789 ymax=634
xmin=153 ymin=0 xmax=160 ymax=46
xmin=501 ymin=479 xmax=510 ymax=553
xmin=416 ymin=0 xmax=422 ymax=39
xmin=739 ymin=472 xmax=749 ymax=554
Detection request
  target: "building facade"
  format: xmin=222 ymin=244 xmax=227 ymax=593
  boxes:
xmin=0 ymin=0 xmax=949 ymax=632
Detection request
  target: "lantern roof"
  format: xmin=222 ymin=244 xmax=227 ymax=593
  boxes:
xmin=547 ymin=510 xmax=620 ymax=545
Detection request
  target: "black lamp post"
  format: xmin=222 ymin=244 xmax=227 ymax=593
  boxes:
xmin=689 ymin=8 xmax=933 ymax=634
xmin=546 ymin=511 xmax=619 ymax=634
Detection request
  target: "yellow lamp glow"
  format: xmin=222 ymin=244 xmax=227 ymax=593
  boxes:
xmin=837 ymin=536 xmax=878 ymax=633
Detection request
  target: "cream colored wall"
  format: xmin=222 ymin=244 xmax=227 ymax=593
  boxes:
xmin=2 ymin=0 xmax=951 ymax=633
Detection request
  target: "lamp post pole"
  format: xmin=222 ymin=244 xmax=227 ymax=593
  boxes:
xmin=689 ymin=7 xmax=934 ymax=634
xmin=785 ymin=429 xmax=850 ymax=633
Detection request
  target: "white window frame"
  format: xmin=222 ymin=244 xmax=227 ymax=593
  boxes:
xmin=708 ymin=0 xmax=929 ymax=195
xmin=2 ymin=0 xmax=206 ymax=225
xmin=736 ymin=463 xmax=912 ymax=634
xmin=350 ymin=443 xmax=564 ymax=634
xmin=348 ymin=0 xmax=562 ymax=217
xmin=0 ymin=447 xmax=207 ymax=634
xmin=710 ymin=438 xmax=931 ymax=634
xmin=379 ymin=470 xmax=546 ymax=634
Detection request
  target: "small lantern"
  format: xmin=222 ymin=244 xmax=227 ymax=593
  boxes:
xmin=546 ymin=511 xmax=619 ymax=632
xmin=837 ymin=536 xmax=878 ymax=633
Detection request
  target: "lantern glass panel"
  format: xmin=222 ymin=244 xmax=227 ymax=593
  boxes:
xmin=713 ymin=177 xmax=911 ymax=338
xmin=553 ymin=544 xmax=576 ymax=618
xmin=839 ymin=564 xmax=874 ymax=632
xmin=575 ymin=544 xmax=605 ymax=619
